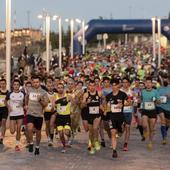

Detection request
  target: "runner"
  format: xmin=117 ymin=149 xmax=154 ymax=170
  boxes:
xmin=6 ymin=79 xmax=25 ymax=151
xmin=55 ymin=83 xmax=72 ymax=153
xmin=121 ymin=77 xmax=133 ymax=151
xmin=82 ymin=80 xmax=102 ymax=154
xmin=0 ymin=79 xmax=9 ymax=144
xmin=100 ymin=77 xmax=112 ymax=147
xmin=104 ymin=78 xmax=128 ymax=158
xmin=44 ymin=77 xmax=56 ymax=146
xmin=25 ymin=75 xmax=49 ymax=155
xmin=158 ymin=78 xmax=170 ymax=144
xmin=141 ymin=77 xmax=160 ymax=149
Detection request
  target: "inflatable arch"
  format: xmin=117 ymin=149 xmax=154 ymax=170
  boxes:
xmin=73 ymin=19 xmax=170 ymax=55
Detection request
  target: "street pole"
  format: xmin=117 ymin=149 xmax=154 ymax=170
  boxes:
xmin=6 ymin=0 xmax=11 ymax=90
xmin=82 ymin=20 xmax=85 ymax=55
xmin=151 ymin=17 xmax=156 ymax=62
xmin=58 ymin=17 xmax=62 ymax=70
xmin=46 ymin=15 xmax=50 ymax=73
xmin=157 ymin=18 xmax=161 ymax=69
xmin=70 ymin=19 xmax=74 ymax=58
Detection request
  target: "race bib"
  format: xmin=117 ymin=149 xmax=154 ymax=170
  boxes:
xmin=144 ymin=102 xmax=155 ymax=110
xmin=45 ymin=103 xmax=53 ymax=112
xmin=11 ymin=102 xmax=22 ymax=112
xmin=57 ymin=106 xmax=67 ymax=113
xmin=89 ymin=106 xmax=99 ymax=114
xmin=111 ymin=104 xmax=121 ymax=113
xmin=124 ymin=106 xmax=132 ymax=113
xmin=29 ymin=93 xmax=39 ymax=101
xmin=160 ymin=96 xmax=167 ymax=104
xmin=0 ymin=98 xmax=5 ymax=106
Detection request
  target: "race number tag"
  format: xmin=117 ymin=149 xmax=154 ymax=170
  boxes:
xmin=160 ymin=96 xmax=167 ymax=104
xmin=0 ymin=98 xmax=5 ymax=105
xmin=12 ymin=102 xmax=22 ymax=111
xmin=29 ymin=93 xmax=39 ymax=101
xmin=144 ymin=102 xmax=155 ymax=110
xmin=111 ymin=104 xmax=121 ymax=113
xmin=45 ymin=103 xmax=52 ymax=112
xmin=89 ymin=106 xmax=99 ymax=114
xmin=57 ymin=106 xmax=67 ymax=113
xmin=124 ymin=106 xmax=132 ymax=113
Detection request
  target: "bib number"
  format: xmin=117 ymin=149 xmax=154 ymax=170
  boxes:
xmin=89 ymin=106 xmax=99 ymax=114
xmin=29 ymin=93 xmax=39 ymax=101
xmin=160 ymin=96 xmax=167 ymax=104
xmin=57 ymin=106 xmax=66 ymax=113
xmin=144 ymin=102 xmax=155 ymax=110
xmin=124 ymin=106 xmax=132 ymax=113
xmin=111 ymin=104 xmax=121 ymax=113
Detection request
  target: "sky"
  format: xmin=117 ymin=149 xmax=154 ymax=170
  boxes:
xmin=0 ymin=0 xmax=170 ymax=31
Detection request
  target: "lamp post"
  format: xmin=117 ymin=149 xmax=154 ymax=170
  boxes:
xmin=53 ymin=16 xmax=62 ymax=70
xmin=38 ymin=13 xmax=51 ymax=73
xmin=65 ymin=19 xmax=74 ymax=58
xmin=151 ymin=17 xmax=156 ymax=62
xmin=6 ymin=0 xmax=11 ymax=90
xmin=157 ymin=18 xmax=161 ymax=69
xmin=75 ymin=19 xmax=86 ymax=55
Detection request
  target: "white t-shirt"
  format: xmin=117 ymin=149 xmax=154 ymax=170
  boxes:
xmin=7 ymin=91 xmax=25 ymax=116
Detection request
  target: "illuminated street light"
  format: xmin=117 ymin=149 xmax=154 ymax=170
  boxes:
xmin=38 ymin=13 xmax=51 ymax=72
xmin=53 ymin=15 xmax=62 ymax=70
xmin=6 ymin=0 xmax=11 ymax=90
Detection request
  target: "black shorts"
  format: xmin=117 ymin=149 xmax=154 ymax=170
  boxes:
xmin=10 ymin=115 xmax=24 ymax=120
xmin=27 ymin=115 xmax=43 ymax=130
xmin=81 ymin=107 xmax=89 ymax=121
xmin=108 ymin=113 xmax=125 ymax=133
xmin=56 ymin=114 xmax=71 ymax=129
xmin=141 ymin=109 xmax=157 ymax=119
xmin=157 ymin=107 xmax=170 ymax=119
xmin=0 ymin=107 xmax=8 ymax=121
xmin=88 ymin=114 xmax=101 ymax=125
xmin=44 ymin=112 xmax=54 ymax=121
xmin=101 ymin=113 xmax=110 ymax=121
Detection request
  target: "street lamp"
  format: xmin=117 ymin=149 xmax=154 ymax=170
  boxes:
xmin=53 ymin=15 xmax=62 ymax=70
xmin=38 ymin=13 xmax=51 ymax=73
xmin=65 ymin=19 xmax=74 ymax=58
xmin=151 ymin=17 xmax=156 ymax=62
xmin=157 ymin=18 xmax=161 ymax=69
xmin=75 ymin=19 xmax=86 ymax=55
xmin=6 ymin=0 xmax=11 ymax=90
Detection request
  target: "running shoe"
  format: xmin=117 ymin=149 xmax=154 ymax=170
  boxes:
xmin=123 ymin=143 xmax=128 ymax=151
xmin=112 ymin=150 xmax=118 ymax=158
xmin=147 ymin=142 xmax=153 ymax=150
xmin=101 ymin=140 xmax=106 ymax=147
xmin=162 ymin=139 xmax=167 ymax=145
xmin=61 ymin=148 xmax=66 ymax=153
xmin=15 ymin=145 xmax=21 ymax=151
xmin=141 ymin=136 xmax=145 ymax=141
xmin=94 ymin=141 xmax=101 ymax=151
xmin=48 ymin=141 xmax=53 ymax=147
xmin=28 ymin=144 xmax=34 ymax=153
xmin=89 ymin=147 xmax=95 ymax=155
xmin=34 ymin=148 xmax=40 ymax=155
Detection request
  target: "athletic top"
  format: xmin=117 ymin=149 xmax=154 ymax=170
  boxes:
xmin=27 ymin=87 xmax=49 ymax=117
xmin=141 ymin=89 xmax=160 ymax=111
xmin=0 ymin=90 xmax=9 ymax=108
xmin=55 ymin=93 xmax=71 ymax=116
xmin=106 ymin=91 xmax=127 ymax=116
xmin=44 ymin=91 xmax=56 ymax=113
xmin=87 ymin=91 xmax=101 ymax=115
xmin=158 ymin=86 xmax=170 ymax=111
xmin=6 ymin=91 xmax=25 ymax=116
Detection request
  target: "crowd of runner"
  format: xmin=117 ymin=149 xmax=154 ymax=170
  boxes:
xmin=0 ymin=42 xmax=170 ymax=158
